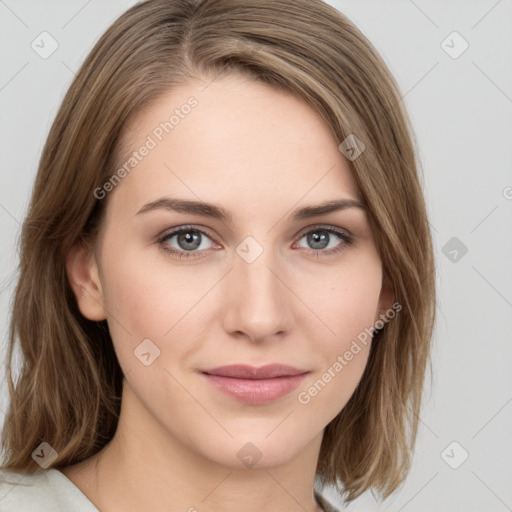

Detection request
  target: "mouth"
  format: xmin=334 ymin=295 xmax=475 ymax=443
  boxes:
xmin=199 ymin=364 xmax=310 ymax=405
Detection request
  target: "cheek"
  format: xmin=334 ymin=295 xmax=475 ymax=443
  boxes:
xmin=315 ymin=258 xmax=383 ymax=348
xmin=99 ymin=237 xmax=191 ymax=330
xmin=98 ymin=242 xmax=216 ymax=375
xmin=331 ymin=280 xmax=381 ymax=345
xmin=295 ymin=259 xmax=382 ymax=410
xmin=100 ymin=258 xmax=161 ymax=335
xmin=97 ymin=241 xmax=174 ymax=353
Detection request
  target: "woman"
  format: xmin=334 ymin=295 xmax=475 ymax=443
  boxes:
xmin=0 ymin=0 xmax=436 ymax=510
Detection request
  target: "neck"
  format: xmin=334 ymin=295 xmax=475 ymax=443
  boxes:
xmin=66 ymin=379 xmax=326 ymax=512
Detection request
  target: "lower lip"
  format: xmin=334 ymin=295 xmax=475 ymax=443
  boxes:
xmin=201 ymin=373 xmax=309 ymax=405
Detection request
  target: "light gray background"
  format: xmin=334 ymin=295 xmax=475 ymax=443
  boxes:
xmin=1 ymin=1 xmax=511 ymax=511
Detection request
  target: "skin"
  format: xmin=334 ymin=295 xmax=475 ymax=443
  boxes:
xmin=63 ymin=72 xmax=394 ymax=512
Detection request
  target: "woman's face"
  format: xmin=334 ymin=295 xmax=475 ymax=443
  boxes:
xmin=71 ymin=73 xmax=393 ymax=469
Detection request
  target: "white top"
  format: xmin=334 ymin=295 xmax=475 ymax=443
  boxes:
xmin=0 ymin=467 xmax=340 ymax=511
xmin=0 ymin=468 xmax=98 ymax=511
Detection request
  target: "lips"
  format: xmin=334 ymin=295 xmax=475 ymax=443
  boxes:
xmin=201 ymin=364 xmax=308 ymax=379
xmin=199 ymin=364 xmax=310 ymax=404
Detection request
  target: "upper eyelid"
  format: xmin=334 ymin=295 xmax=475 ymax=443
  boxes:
xmin=159 ymin=225 xmax=217 ymax=242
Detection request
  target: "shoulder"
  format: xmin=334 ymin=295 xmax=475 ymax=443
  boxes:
xmin=0 ymin=468 xmax=98 ymax=511
xmin=0 ymin=468 xmax=340 ymax=512
xmin=314 ymin=489 xmax=342 ymax=512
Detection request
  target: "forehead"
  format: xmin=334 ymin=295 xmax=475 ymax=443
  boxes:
xmin=110 ymin=73 xmax=361 ymax=215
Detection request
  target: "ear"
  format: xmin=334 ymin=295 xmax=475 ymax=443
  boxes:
xmin=65 ymin=241 xmax=107 ymax=321
xmin=374 ymin=270 xmax=396 ymax=324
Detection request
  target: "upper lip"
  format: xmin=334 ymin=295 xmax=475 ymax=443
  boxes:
xmin=200 ymin=364 xmax=309 ymax=379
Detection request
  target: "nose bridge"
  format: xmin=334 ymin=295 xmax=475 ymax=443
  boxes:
xmin=224 ymin=234 xmax=292 ymax=340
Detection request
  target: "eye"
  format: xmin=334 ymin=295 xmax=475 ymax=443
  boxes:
xmin=157 ymin=226 xmax=216 ymax=259
xmin=157 ymin=224 xmax=354 ymax=259
xmin=294 ymin=225 xmax=353 ymax=257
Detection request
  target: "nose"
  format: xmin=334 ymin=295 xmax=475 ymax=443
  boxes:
xmin=221 ymin=238 xmax=294 ymax=343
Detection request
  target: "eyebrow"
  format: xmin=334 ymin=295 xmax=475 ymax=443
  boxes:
xmin=135 ymin=197 xmax=365 ymax=222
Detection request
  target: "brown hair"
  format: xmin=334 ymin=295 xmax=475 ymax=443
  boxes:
xmin=1 ymin=0 xmax=436 ymax=504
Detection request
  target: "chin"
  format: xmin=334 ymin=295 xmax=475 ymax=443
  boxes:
xmin=198 ymin=434 xmax=312 ymax=470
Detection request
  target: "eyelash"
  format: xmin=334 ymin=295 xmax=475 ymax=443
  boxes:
xmin=156 ymin=224 xmax=354 ymax=260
